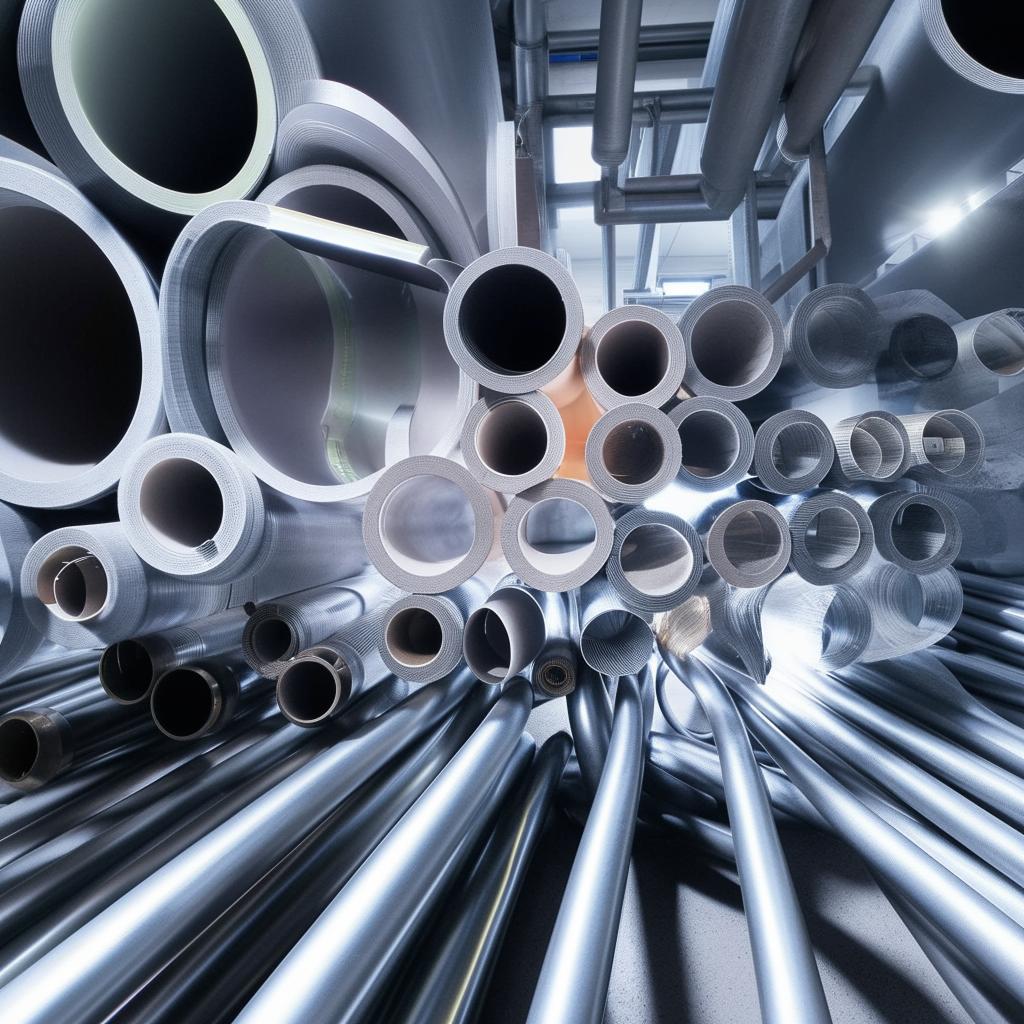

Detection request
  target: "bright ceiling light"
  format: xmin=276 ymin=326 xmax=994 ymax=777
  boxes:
xmin=924 ymin=205 xmax=964 ymax=237
xmin=661 ymin=278 xmax=712 ymax=297
xmin=551 ymin=126 xmax=600 ymax=184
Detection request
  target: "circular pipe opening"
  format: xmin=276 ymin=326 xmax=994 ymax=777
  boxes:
xmin=458 ymin=265 xmax=566 ymax=375
xmin=602 ymin=421 xmax=665 ymax=485
xmin=803 ymin=507 xmax=862 ymax=570
xmin=804 ymin=301 xmax=873 ymax=377
xmin=464 ymin=608 xmax=514 ymax=684
xmin=849 ymin=417 xmax=905 ymax=478
xmin=35 ymin=545 xmax=109 ymax=621
xmin=0 ymin=719 xmax=39 ymax=782
xmin=519 ymin=498 xmax=598 ymax=577
xmin=595 ymin=321 xmax=670 ymax=397
xmin=771 ymin=423 xmax=827 ymax=480
xmin=891 ymin=316 xmax=957 ymax=380
xmin=151 ymin=668 xmax=217 ymax=739
xmin=251 ymin=618 xmax=293 ymax=664
xmin=475 ymin=400 xmax=548 ymax=477
xmin=580 ymin=610 xmax=653 ymax=676
xmin=891 ymin=502 xmax=947 ymax=562
xmin=690 ymin=302 xmax=774 ymax=388
xmin=721 ymin=510 xmax=786 ymax=575
xmin=678 ymin=411 xmax=740 ymax=478
xmin=277 ymin=658 xmax=348 ymax=725
xmin=619 ymin=524 xmax=694 ymax=597
xmin=379 ymin=474 xmax=477 ymax=577
xmin=539 ymin=659 xmax=575 ymax=696
xmin=940 ymin=2 xmax=1024 ymax=78
xmin=972 ymin=311 xmax=1024 ymax=375
xmin=921 ymin=413 xmax=976 ymax=473
xmin=385 ymin=608 xmax=443 ymax=668
xmin=139 ymin=458 xmax=225 ymax=552
xmin=100 ymin=640 xmax=154 ymax=703
xmin=69 ymin=0 xmax=263 ymax=195
xmin=0 ymin=205 xmax=141 ymax=482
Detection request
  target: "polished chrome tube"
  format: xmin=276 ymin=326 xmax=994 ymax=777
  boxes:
xmin=100 ymin=687 xmax=499 ymax=1024
xmin=526 ymin=676 xmax=644 ymax=1024
xmin=0 ymin=673 xmax=475 ymax=1023
xmin=680 ymin=287 xmax=784 ymax=400
xmin=501 ymin=478 xmax=615 ymax=592
xmin=463 ymin=582 xmax=545 ymax=684
xmin=703 ymin=499 xmax=792 ymax=589
xmin=724 ymin=669 xmax=1024 ymax=1008
xmin=100 ymin=609 xmax=248 ymax=705
xmin=460 ymin=392 xmax=566 ymax=494
xmin=606 ymin=508 xmax=702 ymax=614
xmin=363 ymin=455 xmax=502 ymax=594
xmin=235 ymin=680 xmax=533 ymax=1024
xmin=658 ymin=651 xmax=830 ymax=1023
xmin=150 ymin=657 xmax=272 ymax=740
xmin=584 ymin=403 xmax=682 ymax=504
xmin=531 ymin=589 xmax=579 ymax=698
xmin=275 ymin=610 xmax=391 ymax=727
xmin=565 ymin=666 xmax=613 ymax=798
xmin=577 ymin=576 xmax=654 ymax=677
xmin=580 ymin=305 xmax=686 ymax=410
xmin=670 ymin=396 xmax=755 ymax=492
xmin=0 ymin=659 xmax=97 ymax=717
xmin=960 ymin=571 xmax=1024 ymax=610
xmin=828 ymin=411 xmax=911 ymax=483
xmin=932 ymin=647 xmax=1024 ymax=710
xmin=241 ymin=575 xmax=391 ymax=680
xmin=444 ymin=247 xmax=584 ymax=394
xmin=963 ymin=593 xmax=1024 ymax=633
xmin=786 ymin=490 xmax=874 ymax=585
xmin=751 ymin=410 xmax=835 ymax=495
xmin=390 ymin=733 xmax=572 ymax=1024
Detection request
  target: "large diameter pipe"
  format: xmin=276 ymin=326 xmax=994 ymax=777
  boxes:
xmin=828 ymin=410 xmax=911 ymax=483
xmin=463 ymin=583 xmax=545 ymax=685
xmin=0 ymin=672 xmax=476 ymax=1024
xmin=725 ymin=671 xmax=1024 ymax=1008
xmin=703 ymin=499 xmax=792 ymax=589
xmin=670 ymin=396 xmax=755 ymax=492
xmin=786 ymin=490 xmax=874 ymax=585
xmin=388 ymin=733 xmax=572 ymax=1024
xmin=899 ymin=409 xmax=985 ymax=479
xmin=751 ymin=411 xmax=835 ymax=495
xmin=658 ymin=651 xmax=831 ymax=1023
xmin=526 ymin=676 xmax=644 ymax=1024
xmin=865 ymin=490 xmax=961 ymax=573
xmin=699 ymin=0 xmax=814 ymax=214
xmin=100 ymin=608 xmax=247 ymax=705
xmin=235 ymin=679 xmax=533 ymax=1024
xmin=577 ymin=575 xmax=655 ymax=678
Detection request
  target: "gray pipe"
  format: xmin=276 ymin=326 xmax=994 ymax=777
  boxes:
xmin=591 ymin=0 xmax=644 ymax=168
xmin=531 ymin=590 xmax=578 ymax=698
xmin=235 ymin=679 xmax=534 ymax=1024
xmin=0 ymin=671 xmax=476 ymax=1023
xmin=526 ymin=675 xmax=644 ymax=1024
xmin=700 ymin=0 xmax=814 ymax=214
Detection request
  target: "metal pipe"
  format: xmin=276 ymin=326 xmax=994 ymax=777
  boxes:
xmin=751 ymin=411 xmax=835 ymax=495
xmin=670 ymin=396 xmax=755 ymax=491
xmin=864 ymin=490 xmax=961 ymax=573
xmin=658 ymin=651 xmax=830 ymax=1023
xmin=960 ymin=571 xmax=1024 ymax=610
xmin=932 ymin=647 xmax=1024 ymax=710
xmin=108 ymin=686 xmax=499 ymax=1024
xmin=549 ymin=21 xmax=712 ymax=57
xmin=275 ymin=610 xmax=391 ymax=727
xmin=0 ymin=672 xmax=476 ymax=1023
xmin=577 ymin=575 xmax=655 ymax=677
xmin=702 ymin=499 xmax=792 ymax=589
xmin=898 ymin=410 xmax=985 ymax=479
xmin=150 ymin=658 xmax=272 ymax=740
xmin=584 ymin=403 xmax=682 ymax=503
xmin=526 ymin=675 xmax=644 ymax=1024
xmin=389 ymin=733 xmax=572 ymax=1024
xmin=699 ymin=0 xmax=814 ymax=214
xmin=785 ymin=490 xmax=874 ymax=585
xmin=531 ymin=589 xmax=578 ymax=698
xmin=828 ymin=410 xmax=911 ymax=483
xmin=234 ymin=680 xmax=534 ymax=1024
xmin=590 ymin=0 xmax=643 ymax=169
xmin=463 ymin=582 xmax=546 ymax=685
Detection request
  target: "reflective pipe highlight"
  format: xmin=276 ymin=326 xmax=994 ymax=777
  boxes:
xmin=527 ymin=676 xmax=644 ymax=1024
xmin=501 ymin=478 xmax=615 ymax=592
xmin=606 ymin=508 xmax=703 ymax=614
xmin=584 ymin=403 xmax=682 ymax=503
xmin=829 ymin=410 xmax=911 ymax=483
xmin=703 ymin=500 xmax=792 ymax=589
xmin=389 ymin=733 xmax=572 ymax=1024
xmin=577 ymin=576 xmax=655 ymax=678
xmin=241 ymin=575 xmax=390 ymax=680
xmin=898 ymin=410 xmax=985 ymax=478
xmin=680 ymin=286 xmax=784 ymax=401
xmin=363 ymin=455 xmax=502 ymax=594
xmin=866 ymin=491 xmax=961 ymax=574
xmin=275 ymin=611 xmax=390 ymax=727
xmin=752 ymin=410 xmax=834 ymax=495
xmin=670 ymin=396 xmax=755 ymax=491
xmin=463 ymin=583 xmax=545 ymax=684
xmin=235 ymin=681 xmax=534 ymax=1024
xmin=786 ymin=491 xmax=874 ymax=585
xmin=444 ymin=247 xmax=585 ymax=394
xmin=100 ymin=608 xmax=248 ymax=705
xmin=150 ymin=657 xmax=271 ymax=740
xmin=118 ymin=434 xmax=366 ymax=599
xmin=580 ymin=305 xmax=685 ymax=410
xmin=0 ymin=674 xmax=476 ymax=1024
xmin=658 ymin=652 xmax=830 ymax=1023
xmin=932 ymin=646 xmax=1024 ymax=711
xmin=460 ymin=392 xmax=566 ymax=494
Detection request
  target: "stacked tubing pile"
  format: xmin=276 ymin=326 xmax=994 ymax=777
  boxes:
xmin=0 ymin=1 xmax=1019 ymax=1022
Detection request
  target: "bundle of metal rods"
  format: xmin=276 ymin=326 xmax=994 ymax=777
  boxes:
xmin=0 ymin=1 xmax=1022 ymax=1022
